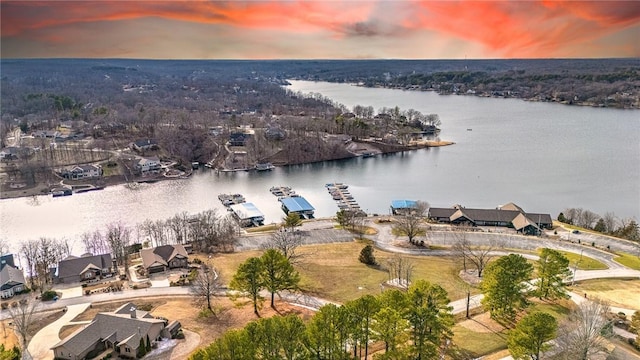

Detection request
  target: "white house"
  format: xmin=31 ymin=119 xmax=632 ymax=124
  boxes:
xmin=135 ymin=157 xmax=161 ymax=175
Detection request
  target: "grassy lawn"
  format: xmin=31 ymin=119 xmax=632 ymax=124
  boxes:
xmin=201 ymin=242 xmax=472 ymax=304
xmin=613 ymin=252 xmax=640 ymax=270
xmin=451 ymin=311 xmax=508 ymax=358
xmin=570 ymin=278 xmax=640 ymax=309
xmin=548 ymin=249 xmax=608 ymax=270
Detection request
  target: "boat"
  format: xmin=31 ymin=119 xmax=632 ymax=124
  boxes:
xmin=52 ymin=189 xmax=72 ymax=197
xmin=255 ymin=162 xmax=275 ymax=171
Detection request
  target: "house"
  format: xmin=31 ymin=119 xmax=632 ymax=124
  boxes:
xmin=1 ymin=255 xmax=26 ymax=299
xmin=228 ymin=132 xmax=250 ymax=146
xmin=140 ymin=245 xmax=188 ymax=274
xmin=32 ymin=130 xmax=60 ymax=138
xmin=265 ymin=125 xmax=286 ymax=140
xmin=51 ymin=302 xmax=179 ymax=360
xmin=131 ymin=139 xmax=158 ymax=152
xmin=135 ymin=157 xmax=161 ymax=176
xmin=0 ymin=146 xmax=29 ymax=160
xmin=54 ymin=254 xmax=114 ymax=284
xmin=61 ymin=164 xmax=102 ymax=180
xmin=428 ymin=203 xmax=552 ymax=235
xmin=390 ymin=200 xmax=419 ymax=215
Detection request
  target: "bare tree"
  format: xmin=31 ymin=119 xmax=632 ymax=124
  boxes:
xmin=263 ymin=227 xmax=305 ymax=264
xmin=386 ymin=255 xmax=414 ymax=289
xmin=35 ymin=237 xmax=67 ymax=292
xmin=578 ymin=210 xmax=599 ymax=229
xmin=167 ymin=212 xmax=191 ymax=245
xmin=393 ymin=200 xmax=428 ymax=245
xmin=106 ymin=222 xmax=131 ymax=274
xmin=190 ymin=262 xmax=222 ymax=314
xmin=80 ymin=229 xmax=109 ymax=255
xmin=452 ymin=230 xmax=500 ymax=277
xmin=7 ymin=299 xmax=40 ymax=351
xmin=554 ymin=299 xmax=612 ymax=360
xmin=601 ymin=212 xmax=618 ymax=234
xmin=0 ymin=238 xmax=8 ymax=255
xmin=19 ymin=240 xmax=38 ymax=290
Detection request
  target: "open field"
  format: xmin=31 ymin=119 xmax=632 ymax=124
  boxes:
xmin=570 ymin=279 xmax=640 ymax=310
xmin=204 ymin=242 xmax=471 ymax=304
xmin=555 ymin=250 xmax=609 ymax=270
xmin=613 ymin=252 xmax=640 ymax=270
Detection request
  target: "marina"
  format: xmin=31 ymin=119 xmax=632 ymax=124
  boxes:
xmin=271 ymin=185 xmax=315 ymax=219
xmin=326 ymin=183 xmax=364 ymax=215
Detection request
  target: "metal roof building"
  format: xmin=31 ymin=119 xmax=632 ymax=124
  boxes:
xmin=230 ymin=202 xmax=265 ymax=226
xmin=279 ymin=196 xmax=315 ymax=218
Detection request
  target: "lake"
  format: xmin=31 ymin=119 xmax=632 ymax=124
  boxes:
xmin=1 ymin=80 xmax=638 ymax=253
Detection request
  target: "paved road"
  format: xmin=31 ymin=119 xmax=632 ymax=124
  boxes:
xmin=8 ymin=217 xmax=640 ymax=359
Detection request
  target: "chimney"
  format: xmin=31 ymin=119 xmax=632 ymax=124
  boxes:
xmin=130 ymin=306 xmax=137 ymax=318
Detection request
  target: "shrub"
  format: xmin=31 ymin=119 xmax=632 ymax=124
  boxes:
xmin=358 ymin=244 xmax=377 ymax=265
xmin=41 ymin=290 xmax=58 ymax=301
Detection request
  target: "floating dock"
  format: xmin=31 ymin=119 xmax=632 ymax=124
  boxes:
xmin=269 ymin=186 xmax=296 ymax=198
xmin=218 ymin=193 xmax=246 ymax=207
xmin=326 ymin=183 xmax=365 ymax=215
xmin=229 ymin=202 xmax=265 ymax=227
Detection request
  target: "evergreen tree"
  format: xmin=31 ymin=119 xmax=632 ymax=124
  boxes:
xmin=508 ymin=312 xmax=557 ymax=360
xmin=230 ymin=257 xmax=265 ymax=316
xmin=481 ymin=254 xmax=533 ymax=322
xmin=260 ymin=249 xmax=300 ymax=308
xmin=535 ymin=248 xmax=571 ymax=300
xmin=358 ymin=244 xmax=377 ymax=265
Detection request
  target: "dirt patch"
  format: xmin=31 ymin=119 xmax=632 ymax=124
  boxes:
xmin=458 ymin=312 xmax=508 ymax=333
xmin=459 ymin=269 xmax=483 ymax=287
xmin=1 ymin=320 xmax=19 ymax=349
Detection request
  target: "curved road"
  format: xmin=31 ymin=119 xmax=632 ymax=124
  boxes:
xmin=9 ymin=217 xmax=640 ymax=359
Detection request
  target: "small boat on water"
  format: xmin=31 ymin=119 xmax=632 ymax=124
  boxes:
xmin=255 ymin=162 xmax=275 ymax=171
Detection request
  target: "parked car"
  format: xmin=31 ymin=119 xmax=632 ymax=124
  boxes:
xmin=572 ymin=230 xmax=580 ymax=234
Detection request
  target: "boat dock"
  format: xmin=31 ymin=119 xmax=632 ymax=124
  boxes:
xmin=229 ymin=202 xmax=265 ymax=227
xmin=269 ymin=186 xmax=297 ymax=199
xmin=326 ymin=183 xmax=364 ymax=214
xmin=218 ymin=193 xmax=246 ymax=207
xmin=271 ymin=186 xmax=315 ymax=219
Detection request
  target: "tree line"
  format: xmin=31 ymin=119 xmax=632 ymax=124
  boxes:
xmin=558 ymin=208 xmax=639 ymax=241
xmin=192 ymin=279 xmax=454 ymax=360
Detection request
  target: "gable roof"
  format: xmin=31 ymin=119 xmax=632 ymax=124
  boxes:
xmin=1 ymin=264 xmax=25 ymax=290
xmin=56 ymin=254 xmax=112 ymax=279
xmin=429 ymin=203 xmax=553 ymax=227
xmin=140 ymin=245 xmax=188 ymax=269
xmin=51 ymin=305 xmax=165 ymax=355
xmin=391 ymin=200 xmax=418 ymax=210
xmin=133 ymin=139 xmax=158 ymax=148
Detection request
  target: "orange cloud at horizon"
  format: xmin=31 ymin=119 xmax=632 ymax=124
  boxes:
xmin=1 ymin=0 xmax=638 ymax=59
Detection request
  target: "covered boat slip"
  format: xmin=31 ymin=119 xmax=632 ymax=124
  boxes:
xmin=279 ymin=196 xmax=315 ymax=219
xmin=229 ymin=202 xmax=265 ymax=227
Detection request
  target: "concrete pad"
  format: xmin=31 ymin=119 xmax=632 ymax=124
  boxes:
xmin=28 ymin=303 xmax=91 ymax=360
xmin=58 ymin=286 xmax=83 ymax=299
xmin=150 ymin=278 xmax=170 ymax=288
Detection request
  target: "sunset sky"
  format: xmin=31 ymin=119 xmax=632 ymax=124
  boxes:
xmin=2 ymin=0 xmax=639 ymax=59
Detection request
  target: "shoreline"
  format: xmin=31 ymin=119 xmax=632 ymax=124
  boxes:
xmin=0 ymin=141 xmax=454 ymax=201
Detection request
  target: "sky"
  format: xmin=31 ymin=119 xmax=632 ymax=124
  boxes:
xmin=1 ymin=0 xmax=639 ymax=59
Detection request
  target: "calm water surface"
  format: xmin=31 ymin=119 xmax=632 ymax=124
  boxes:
xmin=1 ymin=81 xmax=638 ymax=252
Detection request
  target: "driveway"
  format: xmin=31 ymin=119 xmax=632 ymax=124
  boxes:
xmin=27 ymin=303 xmax=91 ymax=360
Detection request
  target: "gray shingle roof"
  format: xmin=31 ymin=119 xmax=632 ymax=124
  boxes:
xmin=56 ymin=254 xmax=112 ymax=280
xmin=1 ymin=264 xmax=25 ymax=290
xmin=51 ymin=305 xmax=165 ymax=355
xmin=140 ymin=245 xmax=187 ymax=269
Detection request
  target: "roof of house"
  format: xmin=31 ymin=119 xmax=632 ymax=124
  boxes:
xmin=51 ymin=304 xmax=165 ymax=355
xmin=1 ymin=254 xmax=16 ymax=270
xmin=230 ymin=202 xmax=265 ymax=220
xmin=391 ymin=200 xmax=418 ymax=209
xmin=279 ymin=196 xmax=315 ymax=212
xmin=140 ymin=245 xmax=188 ymax=269
xmin=133 ymin=139 xmax=158 ymax=148
xmin=137 ymin=157 xmax=160 ymax=166
xmin=56 ymin=254 xmax=112 ymax=279
xmin=0 ymin=264 xmax=25 ymax=289
xmin=429 ymin=203 xmax=553 ymax=227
